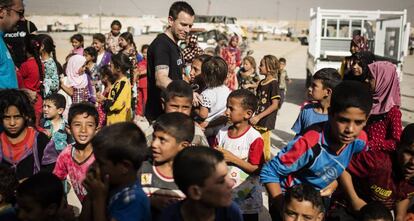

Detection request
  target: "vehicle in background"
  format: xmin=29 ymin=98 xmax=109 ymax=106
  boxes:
xmin=191 ymin=29 xmax=223 ymax=52
xmin=191 ymin=15 xmax=247 ymax=55
xmin=306 ymin=8 xmax=411 ymax=87
xmin=192 ymin=15 xmax=244 ymax=37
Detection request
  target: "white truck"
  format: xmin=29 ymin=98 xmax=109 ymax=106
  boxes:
xmin=306 ymin=8 xmax=411 ymax=86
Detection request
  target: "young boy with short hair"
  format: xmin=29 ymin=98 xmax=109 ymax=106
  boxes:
xmin=214 ymin=89 xmax=264 ymax=220
xmin=141 ymin=80 xmax=208 ymax=146
xmin=292 ymin=68 xmax=341 ymax=136
xmin=42 ymin=93 xmax=72 ymax=153
xmin=53 ymin=103 xmax=99 ymax=202
xmin=160 ymin=146 xmax=243 ymax=221
xmin=278 ymin=57 xmax=291 ymax=109
xmin=139 ymin=112 xmax=195 ymax=219
xmin=283 ymin=184 xmax=325 ymax=221
xmin=0 ymin=89 xmax=55 ymax=181
xmin=82 ymin=122 xmax=150 ymax=221
xmin=260 ymin=81 xmax=372 ymax=216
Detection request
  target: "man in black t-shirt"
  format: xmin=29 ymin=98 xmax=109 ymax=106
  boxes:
xmin=145 ymin=1 xmax=195 ymax=121
xmin=4 ymin=19 xmax=37 ymax=67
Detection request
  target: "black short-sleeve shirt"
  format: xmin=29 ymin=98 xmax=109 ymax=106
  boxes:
xmin=255 ymin=79 xmax=280 ymax=130
xmin=4 ymin=20 xmax=38 ymax=67
xmin=145 ymin=33 xmax=183 ymax=121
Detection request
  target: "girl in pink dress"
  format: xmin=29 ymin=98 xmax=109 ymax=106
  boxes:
xmin=221 ymin=35 xmax=241 ymax=91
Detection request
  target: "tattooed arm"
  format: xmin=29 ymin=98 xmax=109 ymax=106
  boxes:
xmin=155 ymin=65 xmax=172 ymax=90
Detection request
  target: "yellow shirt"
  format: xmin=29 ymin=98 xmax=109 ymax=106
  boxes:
xmin=106 ymin=76 xmax=132 ymax=124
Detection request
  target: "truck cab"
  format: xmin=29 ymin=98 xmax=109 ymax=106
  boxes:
xmin=306 ymin=8 xmax=411 ymax=87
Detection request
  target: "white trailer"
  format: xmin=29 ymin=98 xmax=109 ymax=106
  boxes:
xmin=306 ymin=8 xmax=411 ymax=86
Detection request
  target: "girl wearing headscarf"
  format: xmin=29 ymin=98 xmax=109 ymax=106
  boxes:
xmin=344 ymin=51 xmax=376 ymax=82
xmin=221 ymin=35 xmax=241 ymax=91
xmin=60 ymin=54 xmax=89 ymax=103
xmin=340 ymin=35 xmax=369 ymax=78
xmin=364 ymin=61 xmax=402 ymax=152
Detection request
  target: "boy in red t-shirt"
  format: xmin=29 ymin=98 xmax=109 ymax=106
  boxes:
xmin=331 ymin=123 xmax=414 ymax=221
xmin=53 ymin=103 xmax=99 ymax=202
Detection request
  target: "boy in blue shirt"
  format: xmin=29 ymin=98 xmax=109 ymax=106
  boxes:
xmin=260 ymin=81 xmax=372 ymax=218
xmin=42 ymin=93 xmax=72 ymax=153
xmin=82 ymin=122 xmax=150 ymax=221
xmin=291 ymin=68 xmax=341 ymax=136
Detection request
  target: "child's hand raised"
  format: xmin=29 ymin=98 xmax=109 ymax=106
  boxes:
xmin=83 ymin=165 xmax=109 ymax=201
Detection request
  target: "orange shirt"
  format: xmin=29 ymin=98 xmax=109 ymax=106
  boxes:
xmin=1 ymin=127 xmax=36 ymax=163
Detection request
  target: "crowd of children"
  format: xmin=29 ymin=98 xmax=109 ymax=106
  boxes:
xmin=1 ymin=1 xmax=413 ymax=221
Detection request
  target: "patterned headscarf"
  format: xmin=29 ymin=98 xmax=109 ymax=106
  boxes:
xmin=351 ymin=35 xmax=369 ymax=52
xmin=368 ymin=61 xmax=401 ymax=115
xmin=182 ymin=34 xmax=204 ymax=64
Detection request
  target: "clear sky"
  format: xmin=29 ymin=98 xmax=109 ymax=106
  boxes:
xmin=26 ymin=0 xmax=414 ymax=23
